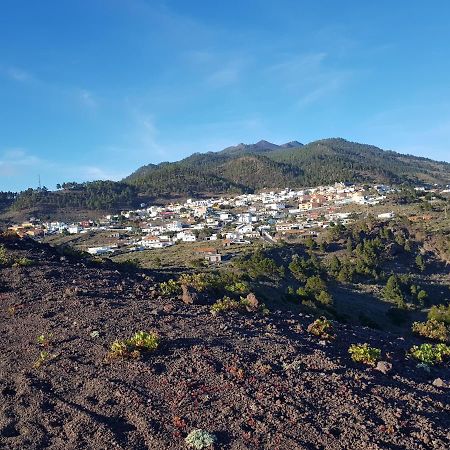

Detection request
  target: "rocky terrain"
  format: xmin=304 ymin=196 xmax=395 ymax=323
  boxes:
xmin=1 ymin=234 xmax=449 ymax=450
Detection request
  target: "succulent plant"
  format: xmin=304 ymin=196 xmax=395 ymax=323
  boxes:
xmin=185 ymin=429 xmax=217 ymax=449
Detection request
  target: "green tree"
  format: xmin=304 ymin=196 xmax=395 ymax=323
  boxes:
xmin=328 ymin=255 xmax=341 ymax=275
xmin=382 ymin=275 xmax=405 ymax=308
xmin=305 ymin=275 xmax=327 ymax=295
xmin=315 ymin=290 xmax=333 ymax=306
xmin=417 ymin=289 xmax=428 ymax=306
xmin=346 ymin=238 xmax=353 ymax=255
xmin=415 ymin=254 xmax=425 ymax=272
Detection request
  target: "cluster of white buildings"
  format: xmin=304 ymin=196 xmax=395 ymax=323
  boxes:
xmin=12 ymin=182 xmax=423 ymax=257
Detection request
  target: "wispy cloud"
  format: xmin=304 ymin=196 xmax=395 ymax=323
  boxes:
xmin=97 ymin=108 xmax=168 ymax=165
xmin=207 ymin=66 xmax=241 ymax=87
xmin=1 ymin=64 xmax=99 ymax=112
xmin=77 ymin=89 xmax=98 ymax=109
xmin=74 ymin=165 xmax=123 ymax=181
xmin=0 ymin=146 xmax=129 ymax=189
xmin=183 ymin=47 xmax=249 ymax=88
xmin=0 ymin=148 xmax=43 ymax=176
xmin=268 ymin=52 xmax=328 ymax=76
xmin=296 ymin=74 xmax=349 ymax=108
xmin=266 ymin=51 xmax=354 ymax=108
xmin=4 ymin=66 xmax=34 ymax=83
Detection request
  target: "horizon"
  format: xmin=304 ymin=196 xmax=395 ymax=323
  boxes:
xmin=2 ymin=1 xmax=450 ymax=191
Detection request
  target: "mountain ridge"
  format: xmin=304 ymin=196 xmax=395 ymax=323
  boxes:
xmin=2 ymin=137 xmax=450 ymax=218
xmin=125 ymin=137 xmax=450 ymax=196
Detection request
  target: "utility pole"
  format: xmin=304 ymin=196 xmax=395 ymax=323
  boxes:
xmin=38 ymin=174 xmax=41 ymax=190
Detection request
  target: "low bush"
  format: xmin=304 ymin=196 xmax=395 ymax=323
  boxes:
xmin=0 ymin=244 xmax=12 ymax=266
xmin=116 ymin=258 xmax=140 ymax=270
xmin=178 ymin=272 xmax=219 ymax=292
xmin=37 ymin=333 xmax=53 ymax=347
xmin=158 ymin=279 xmax=181 ymax=296
xmin=348 ymin=343 xmax=381 ymax=366
xmin=13 ymin=257 xmax=34 ymax=267
xmin=34 ymin=351 xmax=52 ymax=368
xmin=307 ymin=317 xmax=335 ymax=340
xmin=210 ymin=296 xmax=241 ymax=315
xmin=185 ymin=429 xmax=217 ymax=449
xmin=408 ymin=343 xmax=450 ymax=365
xmin=428 ymin=304 xmax=450 ymax=325
xmin=107 ymin=331 xmax=160 ymax=360
xmin=210 ymin=294 xmax=269 ymax=315
xmin=225 ymin=281 xmax=250 ymax=295
xmin=412 ymin=319 xmax=449 ymax=342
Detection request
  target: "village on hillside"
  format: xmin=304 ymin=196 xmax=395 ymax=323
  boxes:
xmin=8 ymin=182 xmax=445 ymax=264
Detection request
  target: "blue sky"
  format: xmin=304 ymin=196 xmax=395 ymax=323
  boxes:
xmin=1 ymin=0 xmax=450 ymax=191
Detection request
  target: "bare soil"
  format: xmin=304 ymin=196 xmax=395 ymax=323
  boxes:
xmin=0 ymin=236 xmax=449 ymax=449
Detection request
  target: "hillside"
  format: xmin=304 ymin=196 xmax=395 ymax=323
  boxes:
xmin=122 ymin=163 xmax=248 ymax=197
xmin=0 ymin=181 xmax=140 ymax=222
xmin=268 ymin=138 xmax=450 ymax=185
xmin=125 ymin=138 xmax=450 ymax=196
xmin=1 ymin=234 xmax=449 ymax=449
xmin=2 ymin=138 xmax=450 ymax=218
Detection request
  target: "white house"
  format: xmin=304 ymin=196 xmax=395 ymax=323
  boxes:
xmin=377 ymin=212 xmax=395 ymax=220
xmin=237 ymin=213 xmax=256 ymax=224
xmin=87 ymin=246 xmax=115 ymax=255
xmin=140 ymin=236 xmax=173 ymax=249
xmin=68 ymin=225 xmax=82 ymax=234
xmin=236 ymin=224 xmax=253 ymax=234
xmin=176 ymin=231 xmax=197 ymax=242
xmin=166 ymin=221 xmax=184 ymax=232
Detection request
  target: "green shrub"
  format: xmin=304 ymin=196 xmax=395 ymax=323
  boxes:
xmin=56 ymin=245 xmax=88 ymax=259
xmin=178 ymin=272 xmax=219 ymax=292
xmin=225 ymin=281 xmax=250 ymax=294
xmin=348 ymin=343 xmax=381 ymax=366
xmin=13 ymin=257 xmax=34 ymax=267
xmin=34 ymin=351 xmax=52 ymax=368
xmin=210 ymin=296 xmax=240 ymax=315
xmin=107 ymin=331 xmax=160 ymax=359
xmin=315 ymin=290 xmax=333 ymax=306
xmin=428 ymin=304 xmax=450 ymax=325
xmin=382 ymin=275 xmax=405 ymax=307
xmin=412 ymin=319 xmax=449 ymax=342
xmin=158 ymin=279 xmax=181 ymax=296
xmin=37 ymin=333 xmax=53 ymax=347
xmin=210 ymin=295 xmax=269 ymax=315
xmin=307 ymin=317 xmax=335 ymax=340
xmin=235 ymin=249 xmax=284 ymax=281
xmin=116 ymin=258 xmax=140 ymax=270
xmin=185 ymin=429 xmax=217 ymax=449
xmin=0 ymin=244 xmax=12 ymax=266
xmin=415 ymin=254 xmax=425 ymax=272
xmin=409 ymin=343 xmax=450 ymax=365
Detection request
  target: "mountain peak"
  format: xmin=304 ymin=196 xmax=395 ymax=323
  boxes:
xmin=255 ymin=139 xmax=275 ymax=146
xmin=281 ymin=140 xmax=303 ymax=148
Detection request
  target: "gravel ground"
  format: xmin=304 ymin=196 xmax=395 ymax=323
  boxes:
xmin=0 ymin=236 xmax=449 ymax=450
